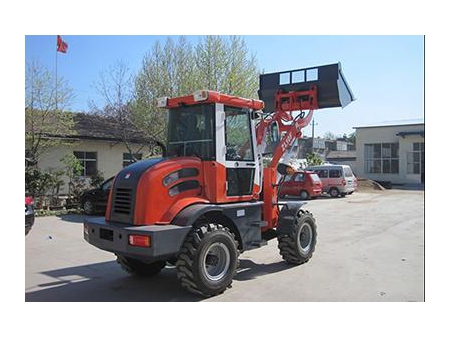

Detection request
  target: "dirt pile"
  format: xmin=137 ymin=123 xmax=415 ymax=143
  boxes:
xmin=356 ymin=178 xmax=385 ymax=191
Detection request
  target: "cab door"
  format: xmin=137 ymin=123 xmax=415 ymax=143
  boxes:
xmin=222 ymin=105 xmax=260 ymax=197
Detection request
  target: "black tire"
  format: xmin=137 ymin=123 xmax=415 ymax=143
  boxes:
xmin=116 ymin=255 xmax=166 ymax=277
xmin=329 ymin=187 xmax=340 ymax=198
xmin=83 ymin=199 xmax=95 ymax=215
xmin=176 ymin=223 xmax=239 ymax=297
xmin=278 ymin=210 xmax=317 ymax=265
xmin=299 ymin=190 xmax=309 ymax=200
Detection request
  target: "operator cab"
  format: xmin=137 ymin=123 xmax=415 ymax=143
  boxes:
xmin=159 ymin=90 xmax=264 ymax=202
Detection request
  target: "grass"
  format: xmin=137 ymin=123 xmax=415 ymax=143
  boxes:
xmin=35 ymin=208 xmax=83 ymax=217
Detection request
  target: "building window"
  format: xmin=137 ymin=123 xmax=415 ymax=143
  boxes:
xmin=407 ymin=142 xmax=424 ymax=174
xmin=123 ymin=153 xmax=142 ymax=167
xmin=74 ymin=151 xmax=97 ymax=176
xmin=364 ymin=143 xmax=399 ymax=174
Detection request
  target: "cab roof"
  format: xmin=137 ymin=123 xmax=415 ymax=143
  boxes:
xmin=160 ymin=90 xmax=264 ymax=111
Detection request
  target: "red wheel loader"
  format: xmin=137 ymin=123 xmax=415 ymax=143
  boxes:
xmin=84 ymin=63 xmax=354 ymax=297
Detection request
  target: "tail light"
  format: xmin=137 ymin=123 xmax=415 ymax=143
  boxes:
xmin=129 ymin=234 xmax=151 ymax=247
xmin=341 ymin=179 xmax=346 ymax=186
xmin=25 ymin=196 xmax=34 ymax=205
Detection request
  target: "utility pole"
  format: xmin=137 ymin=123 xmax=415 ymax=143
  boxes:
xmin=311 ymin=118 xmax=318 ymax=153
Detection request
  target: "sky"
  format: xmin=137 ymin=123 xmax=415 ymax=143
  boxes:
xmin=25 ymin=35 xmax=424 ymax=138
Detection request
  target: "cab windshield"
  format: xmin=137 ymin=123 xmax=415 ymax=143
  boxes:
xmin=167 ymin=104 xmax=215 ymax=160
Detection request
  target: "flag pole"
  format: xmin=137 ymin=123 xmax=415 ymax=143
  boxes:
xmin=55 ymin=36 xmax=58 ymax=111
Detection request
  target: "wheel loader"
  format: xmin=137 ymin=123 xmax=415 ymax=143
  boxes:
xmin=84 ymin=62 xmax=354 ymax=296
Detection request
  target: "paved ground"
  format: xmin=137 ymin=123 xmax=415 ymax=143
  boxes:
xmin=25 ymin=188 xmax=424 ymax=302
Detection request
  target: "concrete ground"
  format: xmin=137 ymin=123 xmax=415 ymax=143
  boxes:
xmin=25 ymin=188 xmax=424 ymax=302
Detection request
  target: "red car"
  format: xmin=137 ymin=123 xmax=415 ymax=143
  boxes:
xmin=279 ymin=171 xmax=323 ymax=200
xmin=25 ymin=195 xmax=35 ymax=235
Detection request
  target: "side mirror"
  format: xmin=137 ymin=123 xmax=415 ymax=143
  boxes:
xmin=277 ymin=163 xmax=295 ymax=175
xmin=251 ymin=110 xmax=260 ymax=120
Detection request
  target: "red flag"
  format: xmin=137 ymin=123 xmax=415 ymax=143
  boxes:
xmin=57 ymin=35 xmax=68 ymax=53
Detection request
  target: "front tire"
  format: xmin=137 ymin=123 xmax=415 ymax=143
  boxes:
xmin=176 ymin=224 xmax=239 ymax=297
xmin=278 ymin=210 xmax=317 ymax=265
xmin=116 ymin=255 xmax=166 ymax=277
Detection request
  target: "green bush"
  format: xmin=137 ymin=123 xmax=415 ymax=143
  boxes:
xmin=25 ymin=166 xmax=64 ymax=208
xmin=306 ymin=152 xmax=323 ymax=166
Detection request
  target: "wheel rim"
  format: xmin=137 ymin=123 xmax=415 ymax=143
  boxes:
xmin=330 ymin=189 xmax=338 ymax=197
xmin=84 ymin=200 xmax=93 ymax=213
xmin=203 ymin=242 xmax=231 ymax=281
xmin=298 ymin=222 xmax=313 ymax=254
xmin=300 ymin=191 xmax=308 ymax=199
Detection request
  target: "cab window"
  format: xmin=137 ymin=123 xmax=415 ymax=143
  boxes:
xmin=167 ymin=104 xmax=215 ymax=160
xmin=225 ymin=106 xmax=254 ymax=161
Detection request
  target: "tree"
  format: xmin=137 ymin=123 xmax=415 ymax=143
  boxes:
xmin=223 ymin=36 xmax=259 ymax=98
xmin=91 ymin=60 xmax=165 ymax=160
xmin=134 ymin=38 xmax=189 ymax=152
xmin=323 ymin=131 xmax=337 ymax=140
xmin=347 ymin=131 xmax=356 ymax=145
xmin=195 ymin=36 xmax=228 ymax=92
xmin=59 ymin=153 xmax=87 ymax=206
xmin=133 ymin=35 xmax=260 ymax=149
xmin=25 ymin=60 xmax=75 ymax=164
xmin=306 ymin=152 xmax=323 ymax=166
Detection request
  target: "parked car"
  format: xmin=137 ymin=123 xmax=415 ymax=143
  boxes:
xmin=279 ymin=170 xmax=323 ymax=200
xmin=81 ymin=176 xmax=114 ymax=215
xmin=25 ymin=195 xmax=35 ymax=235
xmin=306 ymin=164 xmax=357 ymax=197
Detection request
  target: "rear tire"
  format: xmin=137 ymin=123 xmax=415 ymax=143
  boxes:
xmin=329 ymin=187 xmax=340 ymax=198
xmin=278 ymin=210 xmax=317 ymax=265
xmin=176 ymin=223 xmax=239 ymax=297
xmin=116 ymin=255 xmax=166 ymax=277
xmin=299 ymin=190 xmax=309 ymax=200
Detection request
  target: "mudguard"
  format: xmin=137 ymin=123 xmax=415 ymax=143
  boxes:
xmin=277 ymin=202 xmax=307 ymax=236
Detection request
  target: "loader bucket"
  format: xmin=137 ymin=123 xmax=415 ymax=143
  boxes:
xmin=258 ymin=62 xmax=355 ymax=113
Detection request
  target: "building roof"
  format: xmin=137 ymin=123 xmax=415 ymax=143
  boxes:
xmin=326 ymin=150 xmax=356 ymax=160
xmin=72 ymin=113 xmax=148 ymax=143
xmin=26 ymin=112 xmax=150 ymax=144
xmin=353 ymin=120 xmax=424 ymax=130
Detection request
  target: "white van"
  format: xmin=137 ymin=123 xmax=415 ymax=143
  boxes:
xmin=305 ymin=164 xmax=357 ymax=197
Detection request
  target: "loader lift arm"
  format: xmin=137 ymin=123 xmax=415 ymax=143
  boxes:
xmin=257 ymin=86 xmax=318 ymax=230
xmin=256 ymin=85 xmax=318 ymax=168
xmin=257 ymin=63 xmax=355 ymax=230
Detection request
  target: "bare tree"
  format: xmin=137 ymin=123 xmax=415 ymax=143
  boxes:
xmin=25 ymin=60 xmax=75 ymax=164
xmin=91 ymin=60 xmax=165 ymax=162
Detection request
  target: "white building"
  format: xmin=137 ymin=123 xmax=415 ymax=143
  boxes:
xmin=354 ymin=122 xmax=425 ymax=184
xmin=27 ymin=113 xmax=160 ymax=194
